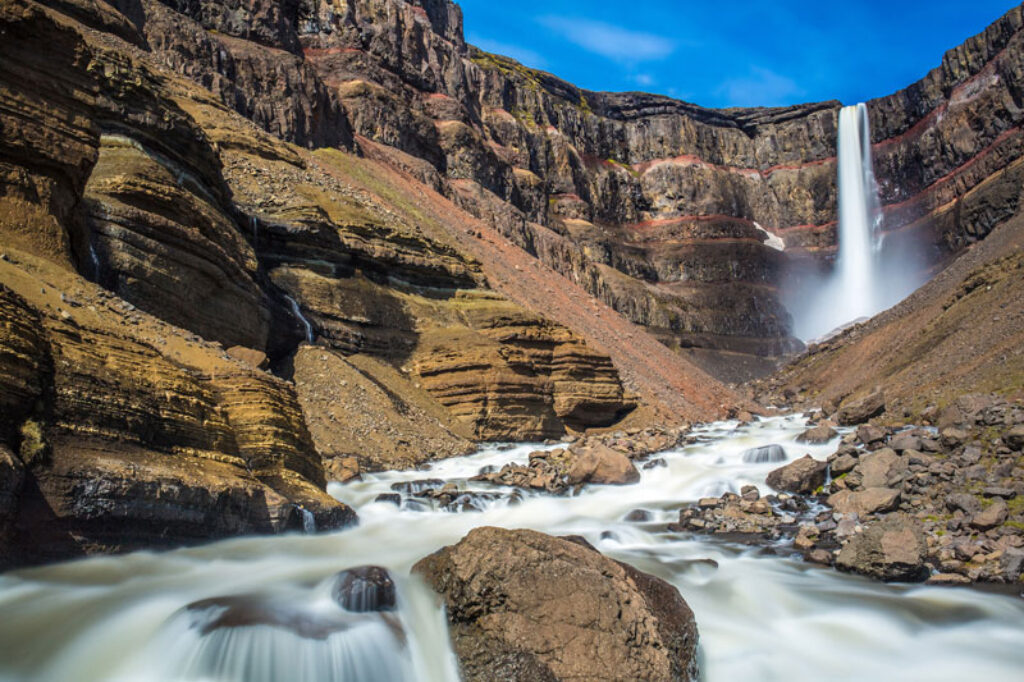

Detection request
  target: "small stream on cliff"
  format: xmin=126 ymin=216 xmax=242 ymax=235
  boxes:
xmin=1 ymin=415 xmax=1022 ymax=681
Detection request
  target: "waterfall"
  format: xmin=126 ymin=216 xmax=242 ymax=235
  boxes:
xmin=786 ymin=102 xmax=928 ymax=342
xmin=285 ymin=295 xmax=315 ymax=343
xmin=88 ymin=242 xmax=102 ymax=282
xmin=299 ymin=507 xmax=316 ymax=534
xmin=251 ymin=215 xmax=259 ymax=242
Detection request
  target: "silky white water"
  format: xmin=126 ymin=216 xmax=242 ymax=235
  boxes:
xmin=285 ymin=295 xmax=315 ymax=343
xmin=0 ymin=415 xmax=1021 ymax=681
xmin=788 ymin=103 xmax=929 ymax=342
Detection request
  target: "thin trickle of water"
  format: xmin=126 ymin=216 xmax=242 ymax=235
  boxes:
xmin=0 ymin=417 xmax=1021 ymax=682
xmin=251 ymin=215 xmax=259 ymax=243
xmin=285 ymin=295 xmax=315 ymax=343
xmin=299 ymin=507 xmax=316 ymax=534
xmin=87 ymin=242 xmax=101 ymax=281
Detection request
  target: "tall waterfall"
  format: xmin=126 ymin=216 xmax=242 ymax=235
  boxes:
xmin=786 ymin=102 xmax=928 ymax=342
xmin=834 ymin=103 xmax=882 ymax=323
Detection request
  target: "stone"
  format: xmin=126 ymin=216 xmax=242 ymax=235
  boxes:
xmin=1004 ymin=425 xmax=1024 ymax=451
xmin=625 ymin=509 xmax=652 ymax=522
xmin=226 ymin=345 xmax=269 ymax=370
xmin=970 ymin=500 xmax=1008 ymax=530
xmin=854 ymin=448 xmax=903 ymax=489
xmin=836 ymin=391 xmax=886 ymax=426
xmin=566 ymin=444 xmax=641 ymax=486
xmin=0 ymin=446 xmax=24 ymax=545
xmin=331 ymin=566 xmax=397 ymax=612
xmin=925 ymin=573 xmax=972 ymax=586
xmin=796 ymin=424 xmax=838 ymax=444
xmin=982 ymin=487 xmax=1017 ymax=500
xmin=807 ymin=549 xmax=833 ymax=565
xmin=856 ymin=424 xmax=886 ymax=445
xmin=836 ymin=514 xmax=929 ymax=582
xmin=888 ymin=433 xmax=923 ymax=452
xmin=945 ymin=493 xmax=982 ymax=515
xmin=374 ymin=493 xmax=402 ymax=506
xmin=414 ymin=528 xmax=699 ymax=682
xmin=941 ymin=428 xmax=970 ymax=447
xmin=828 ymin=488 xmax=902 ymax=516
xmin=766 ymin=455 xmax=828 ymax=494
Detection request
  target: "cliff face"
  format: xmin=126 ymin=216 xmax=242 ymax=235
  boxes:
xmin=1 ymin=0 xmax=1022 ymax=565
xmin=246 ymin=0 xmax=1023 ymax=377
xmin=2 ymin=0 xmax=729 ymax=566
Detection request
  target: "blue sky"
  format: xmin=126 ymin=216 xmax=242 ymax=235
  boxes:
xmin=458 ymin=1 xmax=1021 ymax=108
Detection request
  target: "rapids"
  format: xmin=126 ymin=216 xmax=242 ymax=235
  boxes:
xmin=0 ymin=415 xmax=1021 ymax=681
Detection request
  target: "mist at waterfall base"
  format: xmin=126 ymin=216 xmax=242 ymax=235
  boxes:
xmin=785 ymin=103 xmax=932 ymax=343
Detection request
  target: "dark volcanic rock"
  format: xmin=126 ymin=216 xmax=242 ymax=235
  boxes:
xmin=414 ymin=527 xmax=699 ymax=682
xmin=331 ymin=566 xmax=397 ymax=613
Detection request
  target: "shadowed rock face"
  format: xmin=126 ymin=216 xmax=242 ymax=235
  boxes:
xmin=414 ymin=527 xmax=699 ymax=682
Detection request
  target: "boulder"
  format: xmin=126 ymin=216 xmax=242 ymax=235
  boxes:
xmin=331 ymin=566 xmax=397 ymax=612
xmin=566 ymin=443 xmax=640 ymax=486
xmin=828 ymin=488 xmax=901 ymax=516
xmin=969 ymin=500 xmax=1008 ymax=530
xmin=796 ymin=425 xmax=838 ymax=444
xmin=855 ymin=424 xmax=886 ymax=445
xmin=1003 ymin=425 xmax=1024 ymax=451
xmin=740 ymin=444 xmax=787 ymax=463
xmin=854 ymin=448 xmax=902 ymax=488
xmin=836 ymin=391 xmax=885 ymax=425
xmin=766 ymin=455 xmax=828 ymax=494
xmin=888 ymin=433 xmax=922 ymax=453
xmin=836 ymin=514 xmax=928 ymax=582
xmin=414 ymin=527 xmax=699 ymax=682
xmin=226 ymin=345 xmax=269 ymax=370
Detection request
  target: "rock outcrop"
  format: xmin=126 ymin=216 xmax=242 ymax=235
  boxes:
xmin=414 ymin=527 xmax=699 ymax=682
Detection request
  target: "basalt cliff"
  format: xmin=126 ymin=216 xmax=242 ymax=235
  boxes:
xmin=1 ymin=0 xmax=1024 ymax=566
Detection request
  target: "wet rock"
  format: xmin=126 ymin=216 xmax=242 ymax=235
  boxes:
xmin=740 ymin=444 xmax=787 ymax=464
xmin=925 ymin=573 xmax=972 ymax=586
xmin=390 ymin=479 xmax=445 ymax=495
xmin=625 ymin=509 xmax=652 ymax=522
xmin=373 ymin=493 xmax=402 ymax=506
xmin=331 ymin=566 xmax=397 ymax=612
xmin=414 ymin=527 xmax=699 ymax=682
xmin=836 ymin=514 xmax=928 ymax=582
xmin=643 ymin=458 xmax=668 ymax=470
xmin=766 ymin=455 xmax=828 ymax=494
xmin=807 ymin=548 xmax=834 ymax=565
xmin=828 ymin=488 xmax=901 ymax=516
xmin=796 ymin=424 xmax=838 ymax=444
xmin=836 ymin=391 xmax=886 ymax=426
xmin=970 ymin=500 xmax=1009 ymax=530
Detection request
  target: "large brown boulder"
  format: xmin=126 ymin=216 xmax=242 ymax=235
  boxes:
xmin=566 ymin=443 xmax=641 ymax=486
xmin=836 ymin=391 xmax=886 ymax=426
xmin=827 ymin=488 xmax=902 ymax=516
xmin=835 ymin=514 xmax=928 ymax=582
xmin=766 ymin=455 xmax=828 ymax=494
xmin=414 ymin=527 xmax=699 ymax=682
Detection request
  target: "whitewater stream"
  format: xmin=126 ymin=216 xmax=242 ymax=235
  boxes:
xmin=1 ymin=415 xmax=1022 ymax=681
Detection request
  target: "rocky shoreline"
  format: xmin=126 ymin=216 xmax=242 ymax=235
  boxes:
xmin=670 ymin=395 xmax=1024 ymax=586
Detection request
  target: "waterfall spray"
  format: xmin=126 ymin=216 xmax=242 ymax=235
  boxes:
xmin=785 ymin=103 xmax=928 ymax=342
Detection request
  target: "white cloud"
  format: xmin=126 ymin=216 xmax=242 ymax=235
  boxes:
xmin=715 ymin=66 xmax=805 ymax=107
xmin=634 ymin=73 xmax=655 ymax=87
xmin=469 ymin=35 xmax=549 ymax=69
xmin=537 ymin=16 xmax=676 ymax=62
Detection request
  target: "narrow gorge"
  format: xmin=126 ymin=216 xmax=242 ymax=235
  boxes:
xmin=0 ymin=1 xmax=1022 ymax=681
